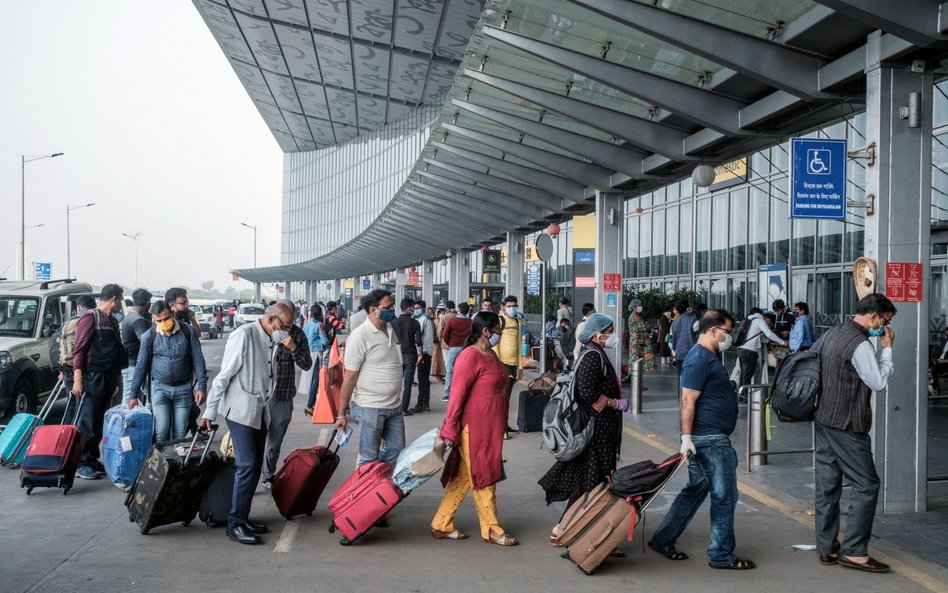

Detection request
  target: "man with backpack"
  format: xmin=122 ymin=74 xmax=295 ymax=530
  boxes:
xmin=120 ymin=288 xmax=152 ymax=404
xmin=127 ymin=300 xmax=208 ymax=442
xmin=71 ymin=284 xmax=128 ymax=480
xmin=814 ymin=293 xmax=896 ymax=573
xmin=54 ymin=294 xmax=97 ymax=393
xmin=735 ymin=307 xmax=788 ymax=389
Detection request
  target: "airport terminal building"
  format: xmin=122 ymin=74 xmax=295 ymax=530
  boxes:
xmin=194 ymin=0 xmax=948 ymax=512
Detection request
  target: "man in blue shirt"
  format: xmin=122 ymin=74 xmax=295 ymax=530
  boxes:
xmin=669 ymin=300 xmax=697 ymax=373
xmin=789 ymin=301 xmax=815 ymax=352
xmin=649 ymin=309 xmax=755 ymax=571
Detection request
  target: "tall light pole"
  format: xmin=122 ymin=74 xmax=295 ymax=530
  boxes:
xmin=122 ymin=232 xmax=141 ymax=287
xmin=21 ymin=153 xmax=64 ymax=280
xmin=66 ymin=203 xmax=95 ymax=278
xmin=240 ymin=222 xmax=257 ymax=268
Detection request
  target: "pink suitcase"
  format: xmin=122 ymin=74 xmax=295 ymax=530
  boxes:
xmin=327 ymin=461 xmax=404 ymax=545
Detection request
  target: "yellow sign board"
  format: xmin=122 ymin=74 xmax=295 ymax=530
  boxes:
xmin=525 ymin=244 xmax=541 ymax=263
xmin=712 ymin=157 xmax=748 ymax=187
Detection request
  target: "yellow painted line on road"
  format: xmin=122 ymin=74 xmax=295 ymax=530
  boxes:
xmin=622 ymin=425 xmax=948 ymax=593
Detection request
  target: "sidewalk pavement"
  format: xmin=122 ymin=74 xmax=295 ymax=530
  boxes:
xmin=4 ymin=368 xmax=948 ymax=593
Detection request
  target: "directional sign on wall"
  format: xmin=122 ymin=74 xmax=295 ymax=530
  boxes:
xmin=789 ymin=137 xmax=847 ymax=220
xmin=483 ymin=250 xmax=501 ymax=274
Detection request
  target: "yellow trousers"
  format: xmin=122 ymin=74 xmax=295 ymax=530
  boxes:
xmin=430 ymin=426 xmax=503 ymax=540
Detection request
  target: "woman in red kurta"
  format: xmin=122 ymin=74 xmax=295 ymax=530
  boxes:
xmin=431 ymin=312 xmax=518 ymax=546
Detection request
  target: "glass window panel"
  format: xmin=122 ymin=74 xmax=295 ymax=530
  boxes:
xmin=666 ymin=182 xmax=680 ymax=203
xmin=666 ymin=204 xmax=679 ymax=276
xmin=934 ymin=133 xmax=948 ymax=228
xmin=749 ymin=185 xmax=768 ymax=269
xmin=679 ymin=200 xmax=692 ymax=277
xmin=770 ymin=178 xmax=790 ymax=263
xmin=772 ymin=142 xmax=789 ymax=174
xmin=640 ymin=212 xmax=652 ymax=277
xmin=792 ymin=218 xmax=816 ymax=265
xmin=818 ymin=219 xmax=844 ymax=264
xmin=729 ymin=188 xmax=748 ymax=271
xmin=936 ymin=82 xmax=948 ymax=127
xmin=711 ymin=192 xmax=728 ymax=272
xmin=695 ymin=198 xmax=711 ymax=274
xmin=652 ymin=209 xmax=665 ymax=276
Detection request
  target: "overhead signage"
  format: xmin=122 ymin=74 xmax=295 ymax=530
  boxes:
xmin=710 ymin=157 xmax=748 ymax=191
xmin=483 ymin=250 xmax=501 ymax=274
xmin=885 ymin=262 xmax=923 ymax=302
xmin=789 ymin=137 xmax=847 ymax=220
xmin=34 ymin=262 xmax=51 ymax=281
xmin=362 ymin=278 xmax=370 ymax=291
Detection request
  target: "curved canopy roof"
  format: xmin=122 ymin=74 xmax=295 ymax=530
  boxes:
xmin=198 ymin=0 xmax=948 ymax=284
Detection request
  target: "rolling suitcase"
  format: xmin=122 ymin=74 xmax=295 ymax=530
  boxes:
xmin=517 ymin=389 xmax=550 ymax=432
xmin=551 ymin=482 xmax=615 ymax=548
xmin=125 ymin=426 xmax=219 ymax=534
xmin=199 ymin=455 xmax=236 ymax=526
xmin=271 ymin=442 xmax=340 ymax=520
xmin=19 ymin=393 xmax=86 ymax=495
xmin=102 ymin=403 xmax=155 ymax=490
xmin=1 ymin=379 xmax=65 ymax=467
xmin=327 ymin=461 xmax=404 ymax=545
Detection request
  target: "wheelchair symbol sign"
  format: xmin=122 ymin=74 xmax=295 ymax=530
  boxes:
xmin=807 ymin=149 xmax=831 ymax=175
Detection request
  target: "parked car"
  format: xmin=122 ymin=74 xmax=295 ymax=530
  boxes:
xmin=193 ymin=305 xmax=220 ymax=339
xmin=234 ymin=303 xmax=265 ymax=327
xmin=0 ymin=279 xmax=93 ymax=419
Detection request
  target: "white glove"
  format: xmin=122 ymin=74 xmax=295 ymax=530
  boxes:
xmin=680 ymin=434 xmax=696 ymax=457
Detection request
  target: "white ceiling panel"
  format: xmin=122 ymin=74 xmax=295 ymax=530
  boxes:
xmin=229 ymin=0 xmax=266 ymax=17
xmin=350 ymin=0 xmax=394 ymax=45
xmin=195 ymin=0 xmax=256 ymax=64
xmin=393 ymin=0 xmax=445 ymax=53
xmin=295 ymin=79 xmax=331 ymax=120
xmin=234 ymin=11 xmax=289 ymax=75
xmin=357 ymin=95 xmax=387 ymax=129
xmin=262 ymin=70 xmax=304 ymax=112
xmin=436 ymin=0 xmax=484 ymax=60
xmin=305 ymin=0 xmax=350 ymax=36
xmin=314 ymin=34 xmax=355 ymax=88
xmin=272 ymin=22 xmax=322 ymax=82
xmin=352 ymin=43 xmax=390 ymax=93
xmin=324 ymin=86 xmax=359 ymax=126
xmin=388 ymin=53 xmax=429 ymax=103
xmin=423 ymin=61 xmax=457 ymax=102
xmin=262 ymin=0 xmax=308 ymax=26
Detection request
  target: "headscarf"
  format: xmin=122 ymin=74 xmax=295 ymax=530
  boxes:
xmin=628 ymin=298 xmax=642 ymax=312
xmin=579 ymin=313 xmax=614 ymax=344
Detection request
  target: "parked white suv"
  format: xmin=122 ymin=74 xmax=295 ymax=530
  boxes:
xmin=0 ymin=279 xmax=93 ymax=419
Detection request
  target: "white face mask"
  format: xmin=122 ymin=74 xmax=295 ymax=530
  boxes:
xmin=635 ymin=306 xmax=643 ymax=314
xmin=487 ymin=332 xmax=502 ymax=347
xmin=602 ymin=333 xmax=618 ymax=349
xmin=718 ymin=330 xmax=733 ymax=352
xmin=271 ymin=329 xmax=289 ymax=344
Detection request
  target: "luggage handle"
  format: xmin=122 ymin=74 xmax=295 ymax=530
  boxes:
xmin=184 ymin=424 xmax=219 ymax=466
xmin=62 ymin=392 xmax=85 ymax=428
xmin=37 ymin=378 xmax=66 ymax=421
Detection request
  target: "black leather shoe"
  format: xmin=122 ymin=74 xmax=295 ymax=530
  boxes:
xmin=227 ymin=524 xmax=261 ymax=545
xmin=244 ymin=519 xmax=270 ymax=535
xmin=837 ymin=556 xmax=889 ymax=573
xmin=819 ymin=553 xmax=838 ymax=566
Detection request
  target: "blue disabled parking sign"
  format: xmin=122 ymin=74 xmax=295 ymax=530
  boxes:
xmin=789 ymin=137 xmax=847 ymax=220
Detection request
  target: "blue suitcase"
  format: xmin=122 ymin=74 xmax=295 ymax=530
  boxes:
xmin=102 ymin=403 xmax=154 ymax=489
xmin=0 ymin=380 xmax=65 ymax=467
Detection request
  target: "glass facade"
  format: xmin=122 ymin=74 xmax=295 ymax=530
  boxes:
xmin=281 ymin=99 xmax=443 ymax=264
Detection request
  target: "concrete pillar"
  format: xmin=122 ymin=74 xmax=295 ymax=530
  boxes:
xmin=594 ymin=191 xmax=625 ymax=372
xmin=304 ymin=280 xmax=312 ymax=303
xmin=352 ymin=275 xmax=362 ymax=311
xmin=372 ymin=273 xmax=381 ymax=290
xmin=421 ymin=261 xmax=435 ymax=307
xmin=395 ymin=268 xmax=407 ymax=306
xmin=863 ymin=35 xmax=932 ymax=514
xmin=253 ymin=282 xmax=261 ymax=304
xmin=333 ymin=279 xmax=342 ymax=302
xmin=449 ymin=251 xmax=470 ymax=306
xmin=506 ymin=232 xmax=525 ymax=306
xmin=284 ymin=281 xmax=292 ymax=301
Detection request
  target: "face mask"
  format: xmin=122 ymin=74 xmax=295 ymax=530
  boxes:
xmin=868 ymin=317 xmax=885 ymax=337
xmin=155 ymin=318 xmax=175 ymax=333
xmin=718 ymin=330 xmax=733 ymax=352
xmin=271 ymin=329 xmax=289 ymax=343
xmin=175 ymin=309 xmax=190 ymax=323
xmin=412 ymin=309 xmax=424 ymax=318
xmin=487 ymin=332 xmax=502 ymax=347
xmin=505 ymin=307 xmax=518 ymax=317
xmin=635 ymin=306 xmax=643 ymax=314
xmin=602 ymin=333 xmax=618 ymax=349
xmin=378 ymin=309 xmax=396 ymax=323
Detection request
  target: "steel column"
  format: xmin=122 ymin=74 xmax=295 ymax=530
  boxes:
xmin=594 ymin=191 xmax=624 ymax=372
xmin=505 ymin=231 xmax=525 ymax=306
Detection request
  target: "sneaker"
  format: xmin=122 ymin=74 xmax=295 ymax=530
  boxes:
xmin=262 ymin=479 xmax=272 ymax=491
xmin=77 ymin=466 xmax=99 ymax=480
xmin=440 ymin=396 xmax=449 ymax=402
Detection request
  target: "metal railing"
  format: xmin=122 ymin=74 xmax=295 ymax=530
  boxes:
xmin=739 ymin=384 xmax=816 ymax=473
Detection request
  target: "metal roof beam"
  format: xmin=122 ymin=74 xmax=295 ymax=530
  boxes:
xmin=424 ymin=159 xmax=564 ymax=212
xmin=568 ymin=0 xmax=832 ymax=100
xmin=813 ymin=0 xmax=948 ymax=48
xmin=483 ymin=26 xmax=748 ymax=135
xmin=431 ymin=142 xmax=587 ymax=204
xmin=441 ymin=122 xmax=614 ymax=189
xmin=464 ymin=69 xmax=690 ymax=160
xmin=410 ymin=179 xmax=540 ymax=222
xmin=414 ymin=170 xmax=552 ymax=218
xmin=450 ymin=98 xmax=651 ymax=178
xmin=402 ymin=188 xmax=517 ymax=231
xmin=384 ymin=205 xmax=497 ymax=241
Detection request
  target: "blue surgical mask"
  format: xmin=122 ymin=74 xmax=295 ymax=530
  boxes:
xmin=505 ymin=306 xmax=518 ymax=317
xmin=378 ymin=309 xmax=396 ymax=323
xmin=488 ymin=332 xmax=502 ymax=347
xmin=412 ymin=309 xmax=424 ymax=318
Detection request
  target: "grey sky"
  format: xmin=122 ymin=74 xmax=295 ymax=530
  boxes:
xmin=1 ymin=1 xmax=283 ymax=294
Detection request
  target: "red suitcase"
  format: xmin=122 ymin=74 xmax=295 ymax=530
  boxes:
xmin=20 ymin=395 xmax=87 ymax=495
xmin=270 ymin=443 xmax=340 ymax=520
xmin=327 ymin=461 xmax=404 ymax=545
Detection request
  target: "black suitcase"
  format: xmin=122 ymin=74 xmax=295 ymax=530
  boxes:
xmin=199 ymin=456 xmax=236 ymax=526
xmin=517 ymin=389 xmax=550 ymax=432
xmin=125 ymin=426 xmax=218 ymax=534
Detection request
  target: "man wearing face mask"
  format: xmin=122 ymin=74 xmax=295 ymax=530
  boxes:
xmin=410 ymin=300 xmax=434 ymax=413
xmin=650 ymin=309 xmax=756 ymax=570
xmin=392 ymin=297 xmax=423 ymax=416
xmin=495 ymin=296 xmax=523 ymax=437
xmin=165 ymin=287 xmax=202 ymax=339
xmin=201 ymin=302 xmax=294 ymax=545
xmin=334 ymin=290 xmax=406 ymax=467
xmin=813 ymin=293 xmax=896 ymax=573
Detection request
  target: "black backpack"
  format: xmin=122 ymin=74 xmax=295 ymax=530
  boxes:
xmin=769 ymin=334 xmax=827 ymax=422
xmin=609 ymin=453 xmax=685 ymax=504
xmin=733 ymin=317 xmax=755 ymax=348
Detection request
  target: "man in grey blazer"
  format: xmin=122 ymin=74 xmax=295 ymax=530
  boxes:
xmin=202 ymin=302 xmax=295 ymax=545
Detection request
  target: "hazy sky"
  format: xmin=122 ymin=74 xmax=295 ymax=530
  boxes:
xmin=1 ymin=1 xmax=283 ymax=294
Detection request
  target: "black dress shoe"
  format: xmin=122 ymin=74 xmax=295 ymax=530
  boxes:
xmin=819 ymin=553 xmax=838 ymax=566
xmin=837 ymin=556 xmax=889 ymax=573
xmin=244 ymin=519 xmax=270 ymax=535
xmin=402 ymin=409 xmax=414 ymax=416
xmin=227 ymin=524 xmax=261 ymax=545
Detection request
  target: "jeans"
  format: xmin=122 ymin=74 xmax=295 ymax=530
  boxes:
xmin=76 ymin=370 xmax=121 ymax=467
xmin=262 ymin=399 xmax=293 ymax=481
xmin=416 ymin=353 xmax=432 ymax=408
xmin=737 ymin=348 xmax=758 ymax=387
xmin=649 ymin=434 xmax=739 ymax=566
xmin=151 ymin=381 xmax=194 ymax=442
xmin=305 ymin=354 xmax=322 ymax=409
xmin=121 ymin=366 xmax=140 ymax=403
xmin=444 ymin=347 xmax=463 ymax=399
xmin=350 ymin=402 xmax=405 ymax=466
xmin=814 ymin=423 xmax=880 ymax=557
xmin=400 ymin=355 xmax=418 ymax=413
xmin=226 ymin=418 xmax=267 ymax=530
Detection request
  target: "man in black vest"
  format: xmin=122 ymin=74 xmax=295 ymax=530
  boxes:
xmin=815 ymin=293 xmax=896 ymax=573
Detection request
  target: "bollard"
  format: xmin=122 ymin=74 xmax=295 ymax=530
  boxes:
xmin=630 ymin=358 xmax=643 ymax=415
xmin=748 ymin=386 xmax=768 ymax=468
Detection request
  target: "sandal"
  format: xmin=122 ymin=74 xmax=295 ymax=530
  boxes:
xmin=649 ymin=543 xmax=688 ymax=560
xmin=485 ymin=531 xmax=519 ymax=546
xmin=610 ymin=548 xmax=626 ymax=557
xmin=709 ymin=558 xmax=756 ymax=570
xmin=303 ymin=407 xmax=314 ymax=416
xmin=431 ymin=529 xmax=468 ymax=540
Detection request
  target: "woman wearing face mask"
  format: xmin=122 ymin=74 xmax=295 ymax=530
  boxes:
xmin=539 ymin=313 xmax=627 ymax=549
xmin=431 ymin=312 xmax=518 ymax=546
xmin=628 ymin=299 xmax=656 ymax=371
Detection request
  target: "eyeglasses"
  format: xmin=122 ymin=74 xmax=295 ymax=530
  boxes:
xmin=715 ymin=326 xmax=733 ymax=334
xmin=878 ymin=314 xmax=893 ymax=327
xmin=174 ymin=300 xmax=189 ymax=307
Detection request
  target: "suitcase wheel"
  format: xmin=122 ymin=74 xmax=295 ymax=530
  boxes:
xmin=140 ymin=526 xmax=151 ymax=535
xmin=339 ymin=537 xmax=351 ymax=546
xmin=328 ymin=523 xmax=335 ymax=534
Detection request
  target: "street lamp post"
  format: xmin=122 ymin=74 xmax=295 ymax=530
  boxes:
xmin=122 ymin=232 xmax=141 ymax=287
xmin=240 ymin=222 xmax=257 ymax=268
xmin=21 ymin=153 xmax=64 ymax=280
xmin=66 ymin=203 xmax=95 ymax=278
